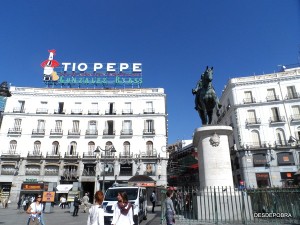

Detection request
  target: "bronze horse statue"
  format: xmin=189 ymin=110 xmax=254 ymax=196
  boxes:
xmin=192 ymin=66 xmax=221 ymax=125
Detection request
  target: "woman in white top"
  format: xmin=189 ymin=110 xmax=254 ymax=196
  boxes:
xmin=26 ymin=194 xmax=45 ymax=225
xmin=87 ymin=191 xmax=104 ymax=225
xmin=111 ymin=192 xmax=134 ymax=225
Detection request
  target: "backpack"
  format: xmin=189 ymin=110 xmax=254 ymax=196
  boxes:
xmin=150 ymin=194 xmax=154 ymax=202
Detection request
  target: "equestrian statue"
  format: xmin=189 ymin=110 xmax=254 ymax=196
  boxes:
xmin=192 ymin=66 xmax=221 ymax=125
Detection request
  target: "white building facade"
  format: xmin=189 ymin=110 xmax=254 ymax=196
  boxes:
xmin=213 ymin=66 xmax=300 ymax=188
xmin=0 ymin=86 xmax=168 ymax=202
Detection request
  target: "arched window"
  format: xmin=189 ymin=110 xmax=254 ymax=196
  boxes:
xmin=88 ymin=141 xmax=95 ymax=154
xmin=276 ymin=129 xmax=286 ymax=146
xmin=69 ymin=141 xmax=77 ymax=155
xmin=105 ymin=141 xmax=114 ymax=156
xmin=251 ymin=130 xmax=261 ymax=147
xmin=123 ymin=141 xmax=130 ymax=156
xmin=52 ymin=141 xmax=59 ymax=155
xmin=146 ymin=141 xmax=153 ymax=156
xmin=34 ymin=141 xmax=41 ymax=154
xmin=9 ymin=140 xmax=17 ymax=153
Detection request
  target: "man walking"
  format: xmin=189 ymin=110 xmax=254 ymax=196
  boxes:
xmin=72 ymin=194 xmax=81 ymax=216
xmin=82 ymin=193 xmax=89 ymax=213
xmin=150 ymin=190 xmax=156 ymax=213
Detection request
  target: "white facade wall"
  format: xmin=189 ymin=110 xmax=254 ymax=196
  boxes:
xmin=214 ymin=67 xmax=300 ymax=188
xmin=0 ymin=86 xmax=168 ymax=202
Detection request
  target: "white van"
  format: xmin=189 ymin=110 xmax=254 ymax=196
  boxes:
xmin=103 ymin=186 xmax=147 ymax=225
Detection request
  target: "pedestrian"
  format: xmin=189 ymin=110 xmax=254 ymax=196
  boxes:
xmin=111 ymin=192 xmax=134 ymax=225
xmin=72 ymin=194 xmax=81 ymax=216
xmin=87 ymin=191 xmax=104 ymax=225
xmin=26 ymin=194 xmax=45 ymax=225
xmin=60 ymin=195 xmax=66 ymax=209
xmin=165 ymin=190 xmax=175 ymax=225
xmin=82 ymin=193 xmax=90 ymax=213
xmin=150 ymin=190 xmax=156 ymax=213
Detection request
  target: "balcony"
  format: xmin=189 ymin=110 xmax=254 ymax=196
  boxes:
xmin=274 ymin=140 xmax=289 ymax=147
xmin=120 ymin=129 xmax=133 ymax=136
xmin=7 ymin=128 xmax=22 ymax=135
xmin=266 ymin=95 xmax=280 ymax=102
xmin=119 ymin=152 xmax=133 ymax=159
xmin=1 ymin=150 xmax=21 ymax=159
xmin=46 ymin=152 xmax=60 ymax=159
xmin=82 ymin=152 xmax=97 ymax=159
xmin=64 ymin=152 xmax=79 ymax=159
xmin=105 ymin=109 xmax=116 ymax=115
xmin=13 ymin=107 xmax=25 ymax=113
xmin=286 ymin=93 xmax=300 ymax=100
xmin=243 ymin=142 xmax=266 ymax=149
xmin=44 ymin=170 xmax=59 ymax=176
xmin=85 ymin=129 xmax=98 ymax=136
xmin=141 ymin=150 xmax=157 ymax=158
xmin=36 ymin=108 xmax=48 ymax=114
xmin=25 ymin=169 xmax=40 ymax=175
xmin=243 ymin=98 xmax=256 ymax=104
xmin=27 ymin=151 xmax=43 ymax=159
xmin=103 ymin=129 xmax=115 ymax=136
xmin=71 ymin=109 xmax=83 ymax=115
xmin=54 ymin=109 xmax=65 ymax=114
xmin=32 ymin=129 xmax=45 ymax=136
xmin=143 ymin=129 xmax=155 ymax=135
xmin=269 ymin=116 xmax=286 ymax=124
xmin=1 ymin=169 xmax=16 ymax=175
xmin=245 ymin=118 xmax=261 ymax=126
xmin=122 ymin=109 xmax=133 ymax=115
xmin=143 ymin=108 xmax=155 ymax=114
xmin=88 ymin=109 xmax=99 ymax=115
xmin=291 ymin=114 xmax=300 ymax=122
xmin=68 ymin=129 xmax=81 ymax=136
xmin=50 ymin=129 xmax=63 ymax=136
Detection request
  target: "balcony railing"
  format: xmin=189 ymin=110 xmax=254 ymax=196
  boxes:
xmin=88 ymin=109 xmax=99 ymax=115
xmin=83 ymin=152 xmax=97 ymax=158
xmin=82 ymin=169 xmax=96 ymax=176
xmin=25 ymin=170 xmax=40 ymax=175
xmin=13 ymin=107 xmax=25 ymax=113
xmin=50 ymin=129 xmax=63 ymax=136
xmin=36 ymin=108 xmax=48 ymax=114
xmin=1 ymin=170 xmax=16 ymax=175
xmin=286 ymin=93 xmax=300 ymax=100
xmin=269 ymin=116 xmax=286 ymax=123
xmin=1 ymin=150 xmax=21 ymax=158
xmin=103 ymin=129 xmax=115 ymax=136
xmin=243 ymin=142 xmax=266 ymax=149
xmin=27 ymin=151 xmax=43 ymax=158
xmin=46 ymin=152 xmax=60 ymax=158
xmin=245 ymin=118 xmax=261 ymax=126
xmin=32 ymin=129 xmax=45 ymax=135
xmin=143 ymin=108 xmax=155 ymax=114
xmin=120 ymin=129 xmax=133 ymax=136
xmin=71 ymin=109 xmax=83 ymax=115
xmin=105 ymin=109 xmax=116 ymax=115
xmin=85 ymin=129 xmax=98 ymax=136
xmin=44 ymin=170 xmax=59 ymax=176
xmin=122 ymin=109 xmax=133 ymax=115
xmin=243 ymin=98 xmax=256 ymax=104
xmin=119 ymin=152 xmax=133 ymax=158
xmin=68 ymin=129 xmax=81 ymax=136
xmin=291 ymin=114 xmax=300 ymax=122
xmin=64 ymin=152 xmax=79 ymax=158
xmin=143 ymin=129 xmax=155 ymax=135
xmin=275 ymin=140 xmax=289 ymax=147
xmin=141 ymin=150 xmax=157 ymax=158
xmin=8 ymin=128 xmax=22 ymax=135
xmin=266 ymin=95 xmax=280 ymax=102
xmin=54 ymin=109 xmax=65 ymax=114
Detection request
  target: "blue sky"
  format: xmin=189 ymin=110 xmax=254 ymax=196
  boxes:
xmin=1 ymin=0 xmax=299 ymax=144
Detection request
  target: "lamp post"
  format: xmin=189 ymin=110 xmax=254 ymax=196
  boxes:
xmin=94 ymin=145 xmax=116 ymax=193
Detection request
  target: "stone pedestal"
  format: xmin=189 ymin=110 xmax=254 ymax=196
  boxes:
xmin=44 ymin=183 xmax=55 ymax=213
xmin=193 ymin=125 xmax=233 ymax=189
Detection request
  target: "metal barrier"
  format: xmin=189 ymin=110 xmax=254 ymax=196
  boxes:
xmin=160 ymin=186 xmax=300 ymax=225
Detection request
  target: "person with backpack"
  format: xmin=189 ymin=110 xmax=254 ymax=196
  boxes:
xmin=150 ymin=190 xmax=156 ymax=213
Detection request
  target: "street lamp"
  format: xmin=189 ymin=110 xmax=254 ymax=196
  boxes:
xmin=94 ymin=145 xmax=117 ymax=193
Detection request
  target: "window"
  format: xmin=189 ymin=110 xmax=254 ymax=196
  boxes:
xmin=244 ymin=91 xmax=254 ymax=103
xmin=18 ymin=100 xmax=25 ymax=112
xmin=145 ymin=101 xmax=154 ymax=113
xmin=122 ymin=120 xmax=132 ymax=134
xmin=72 ymin=120 xmax=80 ymax=132
xmin=105 ymin=120 xmax=114 ymax=135
xmin=34 ymin=141 xmax=41 ymax=154
xmin=52 ymin=141 xmax=59 ymax=155
xmin=55 ymin=120 xmax=62 ymax=131
xmin=14 ymin=118 xmax=22 ymax=130
xmin=271 ymin=107 xmax=282 ymax=122
xmin=256 ymin=173 xmax=271 ymax=188
xmin=251 ymin=130 xmax=261 ymax=147
xmin=123 ymin=102 xmax=132 ymax=114
xmin=146 ymin=141 xmax=153 ymax=156
xmin=276 ymin=129 xmax=286 ymax=146
xmin=144 ymin=120 xmax=154 ymax=133
xmin=247 ymin=110 xmax=258 ymax=124
xmin=277 ymin=152 xmax=295 ymax=166
xmin=87 ymin=121 xmax=97 ymax=135
xmin=291 ymin=105 xmax=300 ymax=120
xmin=9 ymin=140 xmax=17 ymax=153
xmin=287 ymin=86 xmax=297 ymax=99
xmin=253 ymin=154 xmax=267 ymax=167
xmin=69 ymin=141 xmax=77 ymax=155
xmin=88 ymin=141 xmax=95 ymax=154
xmin=267 ymin=88 xmax=277 ymax=101
xmin=123 ymin=141 xmax=130 ymax=156
xmin=106 ymin=102 xmax=115 ymax=114
xmin=37 ymin=120 xmax=45 ymax=131
xmin=105 ymin=141 xmax=114 ymax=157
